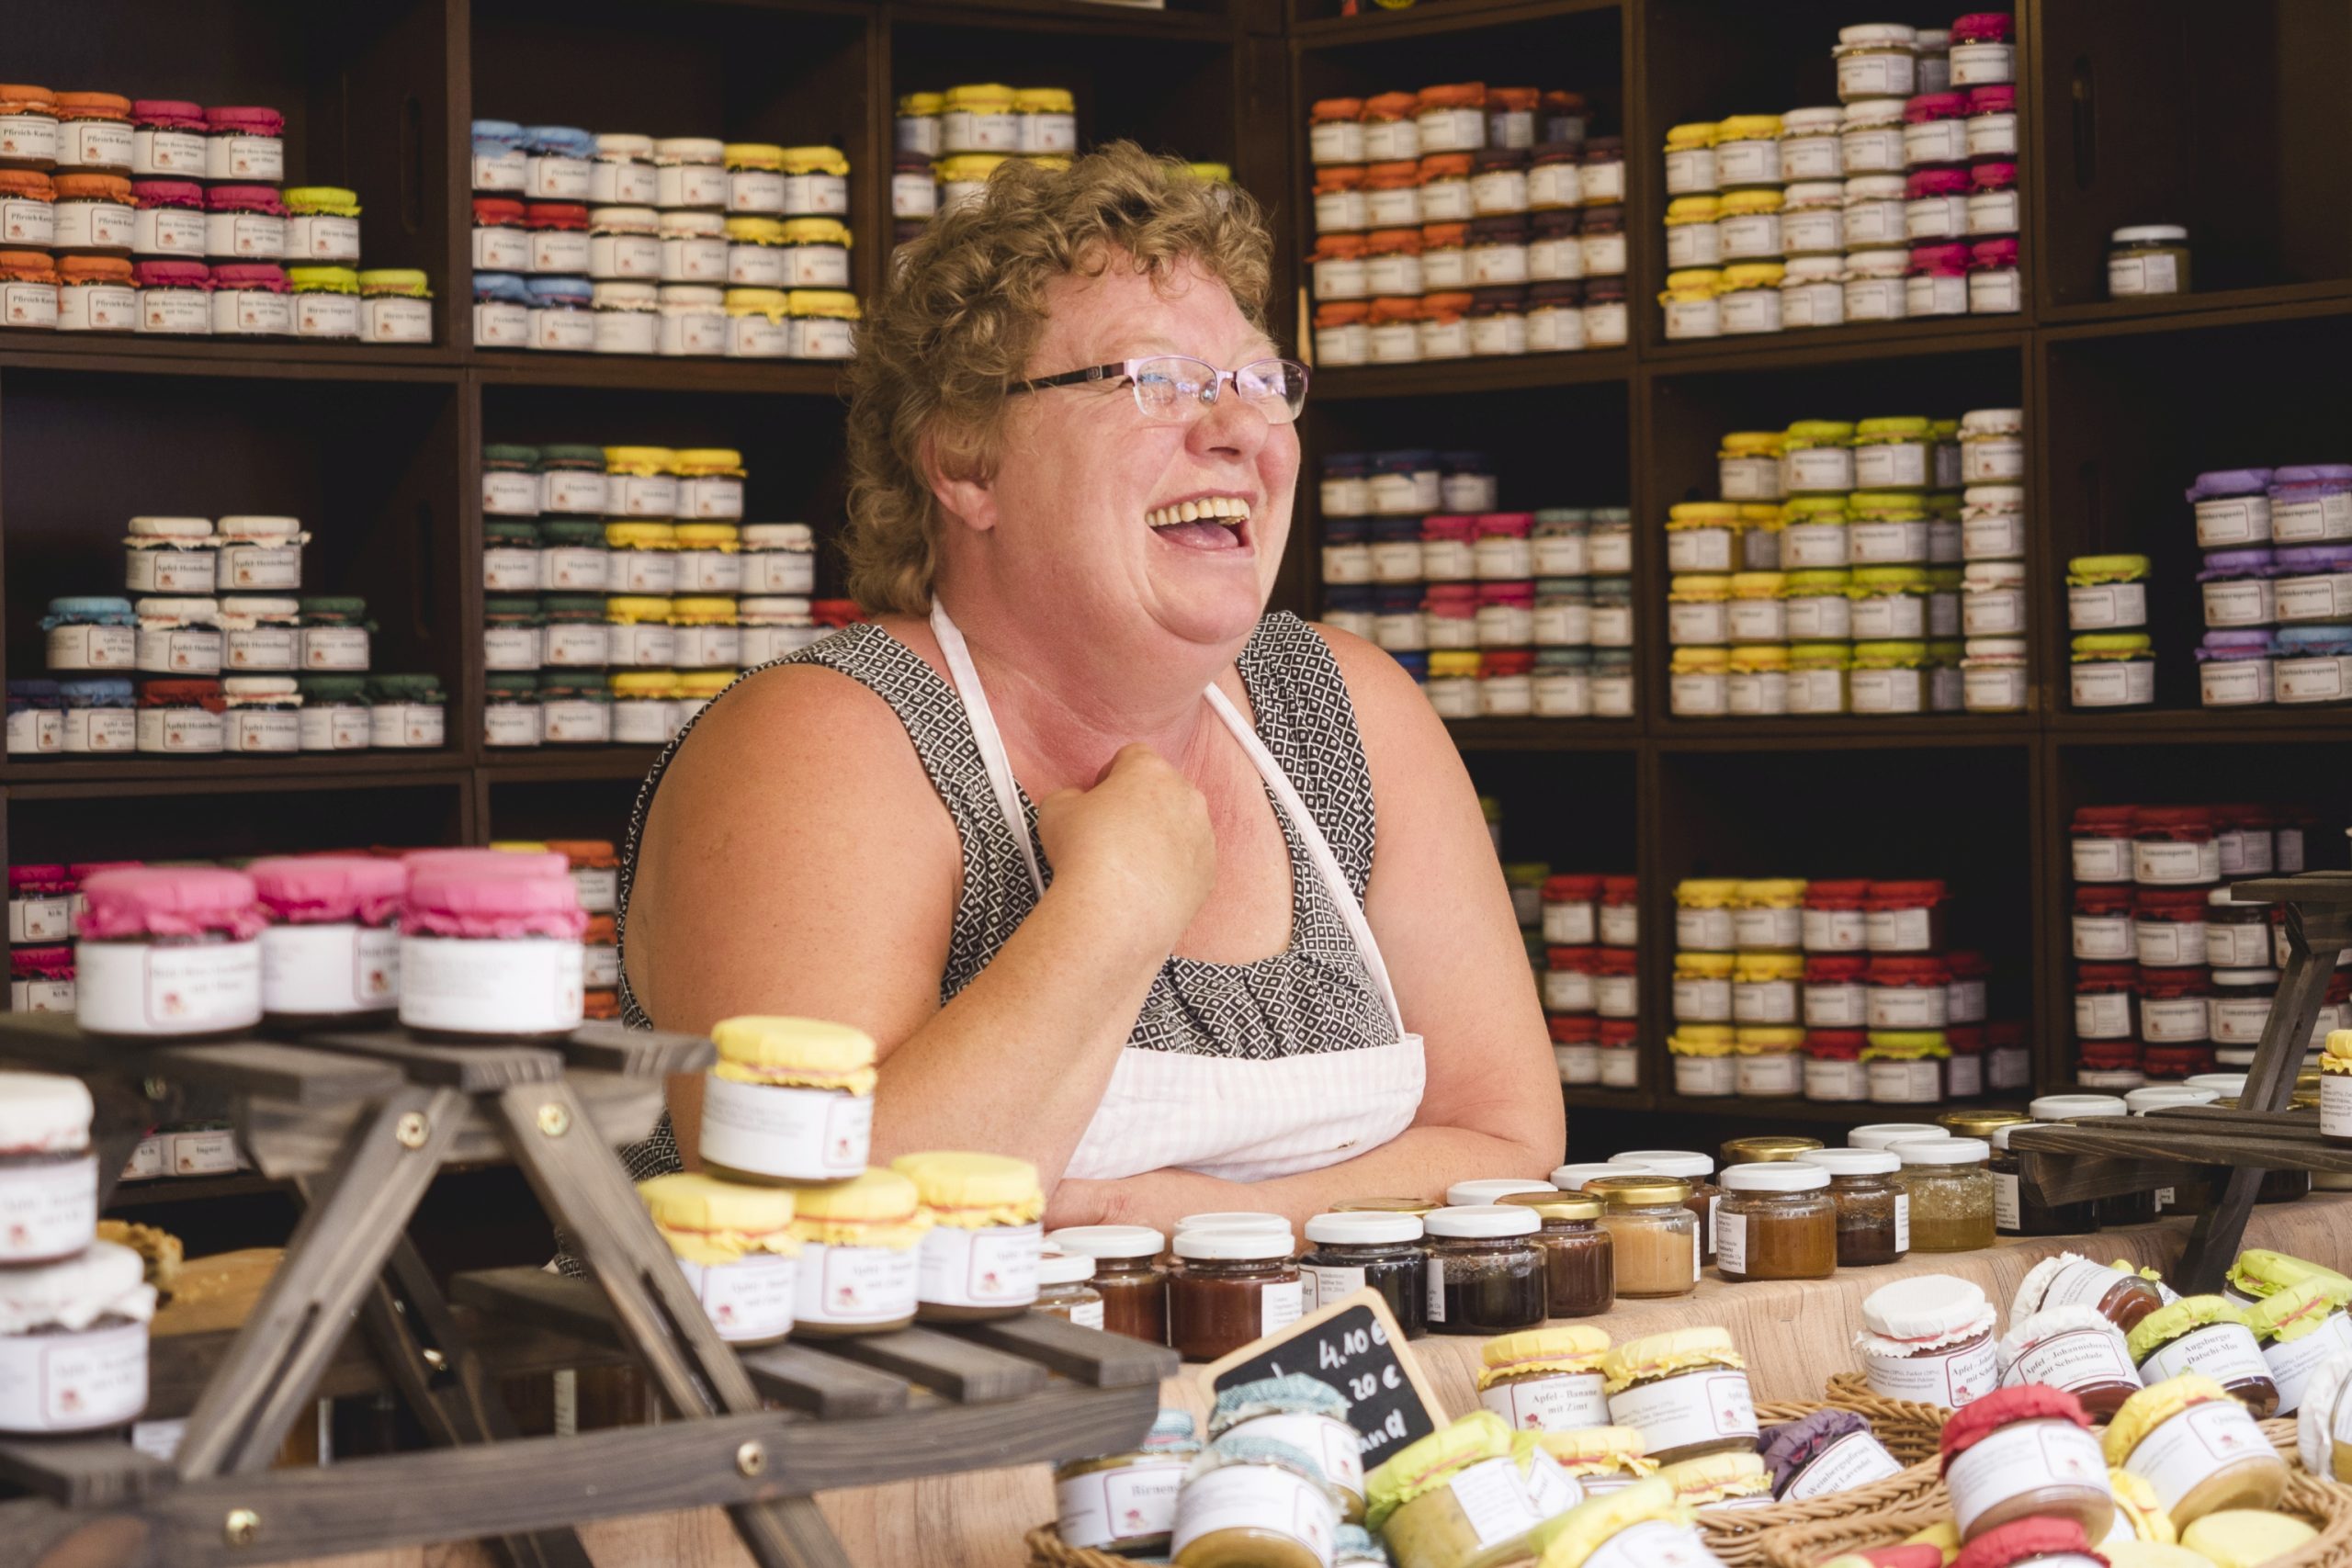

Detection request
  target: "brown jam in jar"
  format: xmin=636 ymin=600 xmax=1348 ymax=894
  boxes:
xmin=1046 ymin=1224 xmax=1169 ymax=1345
xmin=1988 ymin=1122 xmax=2101 ymax=1235
xmin=1167 ymin=1228 xmax=1302 ymax=1362
xmin=1714 ymin=1162 xmax=1836 ymax=1280
xmin=1498 ymin=1190 xmax=1613 ymax=1317
xmin=1424 ymin=1205 xmax=1545 ymax=1336
xmin=1797 ymin=1146 xmax=1909 ymax=1266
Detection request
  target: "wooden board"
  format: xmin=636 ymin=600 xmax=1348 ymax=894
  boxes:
xmin=1196 ymin=1289 xmax=1442 ymax=1471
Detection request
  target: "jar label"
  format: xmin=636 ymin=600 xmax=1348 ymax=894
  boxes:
xmin=2138 ymin=1321 xmax=2271 ymax=1389
xmin=1805 ymin=1057 xmax=1868 ymax=1101
xmin=1598 ymin=1046 xmax=1639 ymax=1087
xmin=2133 ymin=919 xmax=2207 ymax=968
xmin=301 ymin=627 xmax=369 ymax=671
xmin=0 ymin=1153 xmax=97 ymax=1263
xmin=1865 ymin=908 xmax=1934 ymax=951
xmin=2194 ymin=497 xmax=2269 ymax=548
xmin=1582 ymin=1520 xmax=1721 ymax=1568
xmin=261 ymin=922 xmax=399 ymax=1015
xmin=2265 ymin=1312 xmax=2352 ymax=1415
xmin=1544 ymin=972 xmax=1596 ymax=1014
xmin=1865 ymin=1059 xmax=1940 ymax=1102
xmin=2035 ymin=1258 xmax=2138 ymax=1314
xmin=677 ymin=1252 xmax=797 ymax=1343
xmin=484 ymin=705 xmax=543 ymax=748
xmin=77 ymin=937 xmax=261 ymax=1035
xmin=583 ymin=942 xmax=620 ymax=986
xmin=2003 ymin=1325 xmax=2139 ymax=1397
xmin=700 ymin=1077 xmax=872 ymax=1181
xmin=1783 ymin=1430 xmax=1904 ymax=1501
xmin=2135 ymin=840 xmax=2218 ymax=886
xmin=1804 ymin=908 xmax=1867 ymax=953
xmin=475 ymin=300 xmax=531 ymax=346
xmin=1303 ymin=1263 xmax=1363 ymax=1314
xmin=1676 ymin=1055 xmax=1737 ymax=1096
xmin=225 ymin=626 xmax=298 ymax=671
xmin=1229 ymin=1413 xmax=1365 ymax=1504
xmin=48 ymin=623 xmax=136 ymax=671
xmin=2279 ymin=654 xmax=2352 ymax=703
xmin=1606 ymin=1370 xmax=1757 ymax=1454
xmin=1427 ymin=1256 xmax=1449 ymax=1322
xmin=60 ymin=707 xmax=131 ymax=751
xmin=1733 ymin=980 xmax=1797 ymax=1025
xmin=136 ymin=705 xmax=223 ymax=753
xmin=917 ymin=1222 xmax=1041 ymax=1310
xmin=167 ymin=1128 xmax=237 ymax=1175
xmin=0 ymin=1320 xmax=147 ymax=1432
xmin=1169 ymin=1460 xmax=1338 ymax=1566
xmin=397 ymin=935 xmax=582 ymax=1035
xmin=1946 ymin=1055 xmax=1983 ymax=1097
xmin=1057 ymin=1457 xmax=1187 ymax=1551
xmin=222 ymin=545 xmax=301 ymax=591
xmin=1736 ymin=1054 xmax=1800 ymax=1096
xmin=795 ymin=1238 xmax=921 ymax=1327
xmin=126 ymin=549 xmax=217 ymax=596
xmin=535 ymin=307 xmax=596 ymax=352
xmin=1945 ymin=1418 xmax=2107 ymax=1533
xmin=2137 ymin=997 xmax=2209 ymax=1043
xmin=1439 ymin=1456 xmax=1549 ymax=1549
xmin=1481 ymin=1371 xmax=1609 ymax=1433
xmin=2075 ymin=990 xmax=2132 ymax=1039
xmin=1894 ymin=1191 xmax=1911 ymax=1252
xmin=10 ymin=893 xmax=70 ymax=942
xmin=2071 ymin=915 xmax=2132 ymax=961
xmin=1714 ymin=1209 xmax=1748 ymax=1274
xmin=1993 ymin=1170 xmax=2022 ymax=1232
xmin=2271 ymin=492 xmax=2352 ymax=544
xmin=2118 ymin=1399 xmax=2269 ymax=1516
xmin=2074 ymin=840 xmax=2132 ymax=883
xmin=1867 ymin=987 xmax=1946 ymax=1030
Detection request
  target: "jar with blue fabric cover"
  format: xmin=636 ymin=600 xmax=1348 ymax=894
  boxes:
xmin=473 ymin=271 xmax=532 ymax=347
xmin=6 ymin=681 xmax=62 ymax=756
xmin=44 ymin=596 xmax=136 ymax=671
xmin=57 ymin=678 xmax=133 ymax=752
xmin=522 ymin=125 xmax=594 ymax=201
xmin=2275 ymin=626 xmax=2352 ymax=705
xmin=526 ymin=276 xmax=594 ymax=351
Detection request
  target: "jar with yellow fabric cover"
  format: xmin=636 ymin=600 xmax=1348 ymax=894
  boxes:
xmin=787 ymin=1167 xmax=933 ymax=1337
xmin=698 ymin=1015 xmax=877 ymax=1185
xmin=638 ymin=1171 xmax=800 ymax=1345
xmin=894 ymin=1150 xmax=1045 ymax=1322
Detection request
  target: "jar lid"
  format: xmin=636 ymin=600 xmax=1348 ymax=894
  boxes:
xmin=890 ymin=1151 xmax=1042 ymax=1218
xmin=0 ymin=1239 xmax=153 ymax=1337
xmin=1838 ymin=22 xmax=1918 ymax=45
xmin=80 ymin=865 xmax=264 ymax=940
xmin=1172 ymin=1224 xmax=1294 ymax=1260
xmin=1041 ymin=1224 xmax=1166 ymax=1261
xmin=1305 ymin=1211 xmax=1423 ymax=1245
xmin=1585 ymin=1173 xmax=1692 ymax=1207
xmin=1497 ymin=1190 xmax=1600 ymax=1223
xmin=1865 ymin=1272 xmax=1992 ymax=1342
xmin=2111 ymin=224 xmax=2188 ymax=244
xmin=0 ymin=1070 xmax=93 ymax=1152
xmin=1552 ymin=1161 xmax=1632 ymax=1190
xmin=2030 ymin=1093 xmax=2129 ymax=1119
xmin=1950 ymin=1518 xmax=2097 ymax=1568
xmin=1035 ymin=1251 xmax=1095 ymax=1289
xmin=1426 ymin=1204 xmax=1541 ymax=1241
xmin=1446 ymin=1179 xmax=1556 ymax=1207
xmin=1610 ymin=1149 xmax=1713 ymax=1179
xmin=1176 ymin=1210 xmax=1287 ymax=1235
xmin=1849 ymin=1122 xmax=1950 ymax=1149
xmin=1721 ymin=1161 xmax=1827 ymax=1192
xmin=1896 ymin=1136 xmax=1989 ymax=1165
xmin=710 ymin=1014 xmax=877 ymax=1081
xmin=2125 ymin=1086 xmax=2219 ymax=1113
xmin=2184 ymin=1072 xmax=2251 ymax=1093
xmin=1795 ymin=1147 xmax=1899 ymax=1176
xmin=786 ymin=1166 xmax=924 ymax=1229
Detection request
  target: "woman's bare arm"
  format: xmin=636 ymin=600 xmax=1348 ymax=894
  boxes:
xmin=627 ymin=663 xmax=1215 ymax=1189
xmin=1046 ymin=626 xmax=1564 ymax=1234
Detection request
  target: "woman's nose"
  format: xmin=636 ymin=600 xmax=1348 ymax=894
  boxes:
xmin=1187 ymin=384 xmax=1270 ymax=457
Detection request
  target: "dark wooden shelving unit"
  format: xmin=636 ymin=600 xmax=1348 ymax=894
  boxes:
xmin=2 ymin=0 xmax=2346 ymax=1165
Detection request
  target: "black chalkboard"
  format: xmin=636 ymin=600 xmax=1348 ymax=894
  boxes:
xmin=1198 ymin=1288 xmax=1444 ymax=1470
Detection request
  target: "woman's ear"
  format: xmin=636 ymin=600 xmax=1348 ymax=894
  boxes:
xmin=922 ymin=425 xmax=998 ymax=536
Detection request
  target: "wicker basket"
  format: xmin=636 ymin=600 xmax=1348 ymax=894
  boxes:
xmin=1693 ymin=1394 xmax=1954 ymax=1568
xmin=1781 ymin=1378 xmax=1953 ymax=1467
xmin=1025 ymin=1524 xmax=1154 ymax=1568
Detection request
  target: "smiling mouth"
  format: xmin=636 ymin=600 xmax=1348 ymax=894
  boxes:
xmin=1146 ymin=494 xmax=1254 ymax=553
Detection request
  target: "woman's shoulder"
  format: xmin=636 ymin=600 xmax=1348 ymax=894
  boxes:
xmin=659 ymin=636 xmax=936 ymax=809
xmin=1254 ymin=613 xmax=1445 ymax=750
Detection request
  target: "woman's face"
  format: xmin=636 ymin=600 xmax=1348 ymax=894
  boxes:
xmin=940 ymin=254 xmax=1298 ymax=654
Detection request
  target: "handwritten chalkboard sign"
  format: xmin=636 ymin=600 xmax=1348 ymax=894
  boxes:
xmin=1197 ymin=1288 xmax=1444 ymax=1470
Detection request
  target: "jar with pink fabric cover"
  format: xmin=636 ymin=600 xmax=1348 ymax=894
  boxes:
xmin=397 ymin=850 xmax=585 ymax=1042
xmin=251 ymin=854 xmax=407 ymax=1026
xmin=74 ymin=865 xmax=266 ymax=1040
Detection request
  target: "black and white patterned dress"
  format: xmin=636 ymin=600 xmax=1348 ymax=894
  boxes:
xmin=615 ymin=612 xmax=1424 ymax=1186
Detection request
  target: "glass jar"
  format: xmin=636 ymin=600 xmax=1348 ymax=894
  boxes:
xmin=1476 ymin=1322 xmax=1609 ymax=1431
xmin=2109 ymin=225 xmax=2190 ymax=297
xmin=1585 ymin=1174 xmax=1696 ymax=1299
xmin=1498 ymin=1191 xmax=1612 ymax=1319
xmin=1296 ymin=1212 xmax=1426 ymax=1335
xmin=2127 ymin=1303 xmax=2278 ymax=1419
xmin=1713 ymin=1162 xmax=1835 ymax=1281
xmin=1601 ymin=1327 xmax=1757 ymax=1464
xmin=1799 ymin=1146 xmax=1909 ymax=1265
xmin=1168 ymin=1228 xmax=1302 ymax=1361
xmin=1047 ymin=1224 xmax=1169 ymax=1346
xmin=1940 ymin=1383 xmax=2111 ymax=1541
xmin=1897 ymin=1137 xmax=1996 ymax=1252
xmin=1424 ymin=1206 xmax=1544 ymax=1336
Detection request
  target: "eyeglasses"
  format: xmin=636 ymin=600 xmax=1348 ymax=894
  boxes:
xmin=1007 ymin=355 xmax=1311 ymax=425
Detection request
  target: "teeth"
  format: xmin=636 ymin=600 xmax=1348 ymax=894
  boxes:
xmin=1147 ymin=497 xmax=1252 ymax=528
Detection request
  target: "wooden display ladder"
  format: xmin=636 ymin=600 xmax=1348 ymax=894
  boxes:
xmin=2010 ymin=871 xmax=2352 ymax=1293
xmin=0 ymin=1014 xmax=1172 ymax=1568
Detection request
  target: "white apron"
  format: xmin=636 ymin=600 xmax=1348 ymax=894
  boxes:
xmin=929 ymin=602 xmax=1426 ymax=1182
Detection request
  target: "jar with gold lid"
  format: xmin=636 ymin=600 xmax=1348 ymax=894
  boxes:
xmin=1720 ymin=1134 xmax=1823 ymax=1167
xmin=1497 ymin=1190 xmax=1612 ymax=1317
xmin=1586 ymin=1174 xmax=1696 ymax=1299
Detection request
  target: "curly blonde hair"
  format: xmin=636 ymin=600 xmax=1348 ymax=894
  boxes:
xmin=842 ymin=141 xmax=1275 ymax=615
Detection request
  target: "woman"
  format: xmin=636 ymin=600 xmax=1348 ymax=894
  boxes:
xmin=620 ymin=143 xmax=1561 ymax=1235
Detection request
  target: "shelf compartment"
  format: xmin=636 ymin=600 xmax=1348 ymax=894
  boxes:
xmin=1310 ymin=352 xmax=1634 ymax=400
xmin=6 ymin=773 xmax=469 ymax=864
xmin=2034 ymin=0 xmax=2352 ymax=319
xmin=1295 ymin=0 xmax=1625 ymax=45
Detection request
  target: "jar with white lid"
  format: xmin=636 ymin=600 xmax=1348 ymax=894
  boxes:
xmin=1962 ymin=560 xmax=2028 ymax=635
xmin=1781 ymin=254 xmax=1847 ymax=328
xmin=652 ymin=138 xmax=727 ymax=210
xmin=589 ymin=207 xmax=661 ymax=279
xmin=1781 ymin=107 xmax=1845 ymax=180
xmin=660 ymin=209 xmax=729 ymax=284
xmin=221 ymin=676 xmax=301 ymax=751
xmin=1837 ymin=25 xmax=1919 ymax=102
xmin=134 ymin=596 xmax=222 ymax=675
xmin=589 ymin=133 xmax=658 ymax=205
xmin=1841 ymin=98 xmax=1907 ymax=175
xmin=591 ymin=281 xmax=658 ymax=354
xmin=216 ymin=517 xmax=307 ymax=592
xmin=1962 ymin=486 xmax=2027 ymax=559
xmin=1842 ymin=175 xmax=1908 ymax=249
xmin=219 ymin=596 xmax=301 ymax=671
xmin=123 ymin=515 xmax=217 ymax=594
xmin=0 ymin=1240 xmax=153 ymax=1433
xmin=1782 ymin=181 xmax=1846 ymax=255
xmin=1844 ymin=246 xmax=1909 ymax=321
xmin=658 ymin=284 xmax=725 ymax=356
xmin=740 ymin=597 xmax=819 ymax=663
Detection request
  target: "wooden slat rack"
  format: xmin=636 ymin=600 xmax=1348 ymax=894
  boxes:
xmin=0 ymin=1014 xmax=1173 ymax=1568
xmin=2011 ymin=871 xmax=2352 ymax=1293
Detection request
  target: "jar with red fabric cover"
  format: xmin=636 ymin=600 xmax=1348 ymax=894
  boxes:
xmin=1599 ymin=875 xmax=1639 ymax=945
xmin=2133 ymin=806 xmax=2220 ymax=886
xmin=1867 ymin=955 xmax=1951 ymax=1029
xmin=1985 ymin=1021 xmax=2030 ymax=1090
xmin=1865 ymin=879 xmax=1948 ymax=952
xmin=2071 ymin=804 xmax=2139 ymax=882
xmin=2074 ymin=963 xmax=2137 ymax=1040
xmin=1804 ymin=953 xmax=1868 ymax=1027
xmin=1551 ymin=1013 xmax=1600 ymax=1085
xmin=1593 ymin=945 xmax=1638 ymax=1018
xmin=2142 ymin=1043 xmax=2214 ymax=1079
xmin=1804 ymin=1029 xmax=1868 ymax=1101
xmin=1936 ymin=1384 xmax=2112 ymax=1543
xmin=1542 ymin=945 xmax=1597 ymax=1015
xmin=1946 ymin=949 xmax=1990 ymax=1022
xmin=1945 ymin=1024 xmax=1985 ymax=1098
xmin=1597 ymin=1018 xmax=1639 ymax=1087
xmin=2076 ymin=1039 xmax=2144 ymax=1091
xmin=1804 ymin=878 xmax=1871 ymax=952
xmin=2136 ymin=966 xmax=2211 ymax=1043
xmin=2072 ymin=885 xmax=2134 ymax=961
xmin=2132 ymin=887 xmax=2209 ymax=968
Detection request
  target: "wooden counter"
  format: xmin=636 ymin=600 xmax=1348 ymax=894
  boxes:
xmin=268 ymin=1195 xmax=2352 ymax=1568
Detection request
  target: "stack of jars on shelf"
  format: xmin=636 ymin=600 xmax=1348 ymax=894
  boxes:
xmin=15 ymin=517 xmax=445 ymax=758
xmin=6 ymin=861 xmax=107 ymax=1016
xmin=1658 ymin=13 xmax=2018 ymax=339
xmin=1316 ymin=448 xmax=1636 ymax=718
xmin=2069 ymin=803 xmax=2341 ymax=1089
xmin=481 ymin=443 xmax=847 ymax=748
xmin=1667 ymin=408 xmax=2026 ymax=716
xmin=1670 ymin=876 xmax=2028 ymax=1105
xmin=2188 ymin=466 xmax=2352 ymax=709
xmin=1306 ymin=84 xmax=1626 ymax=367
xmin=1526 ymin=870 xmax=1642 ymax=1091
xmin=0 ymin=90 xmax=432 ymax=341
xmin=485 ymin=839 xmax=621 ymax=1021
xmin=2065 ymin=549 xmax=2154 ymax=708
xmin=469 ymin=121 xmax=854 ymax=358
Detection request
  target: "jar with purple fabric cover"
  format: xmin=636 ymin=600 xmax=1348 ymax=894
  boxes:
xmin=2267 ymin=464 xmax=2352 ymax=545
xmin=2274 ymin=625 xmax=2352 ymax=705
xmin=2198 ymin=548 xmax=2278 ymax=629
xmin=209 ymin=262 xmax=288 ymax=335
xmin=2272 ymin=544 xmax=2352 ymax=623
xmin=2199 ymin=631 xmax=2277 ymax=708
xmin=2188 ymin=468 xmax=2273 ymax=547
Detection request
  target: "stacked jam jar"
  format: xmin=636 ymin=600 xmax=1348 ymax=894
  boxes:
xmin=16 ymin=515 xmax=444 ymax=761
xmin=481 ymin=441 xmax=851 ymax=750
xmin=1306 ymin=83 xmax=1626 ymax=366
xmin=1316 ymin=448 xmax=1634 ymax=718
xmin=2186 ymin=465 xmax=2352 ymax=710
xmin=471 ymin=119 xmax=854 ymax=359
xmin=2069 ymin=802 xmax=2337 ymax=1089
xmin=1665 ymin=409 xmax=2023 ymax=717
xmin=1671 ymin=875 xmax=2025 ymax=1106
xmin=0 ymin=88 xmax=431 ymax=342
xmin=1657 ymin=12 xmax=2018 ymax=340
xmin=1528 ymin=866 xmax=1642 ymax=1091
